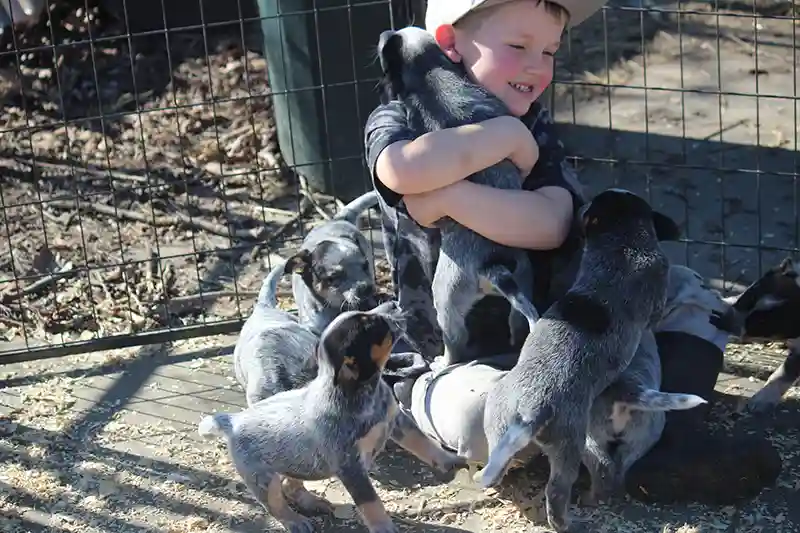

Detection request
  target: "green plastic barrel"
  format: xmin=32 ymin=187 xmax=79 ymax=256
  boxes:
xmin=257 ymin=0 xmax=422 ymax=200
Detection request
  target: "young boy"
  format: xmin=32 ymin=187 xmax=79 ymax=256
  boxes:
xmin=365 ymin=0 xmax=778 ymax=499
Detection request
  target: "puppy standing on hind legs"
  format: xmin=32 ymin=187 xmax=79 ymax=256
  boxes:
xmin=476 ymin=189 xmax=682 ymax=533
xmin=376 ymin=26 xmax=540 ymax=366
xmin=200 ymin=301 xmax=468 ymax=533
xmin=581 ymin=329 xmax=707 ymax=505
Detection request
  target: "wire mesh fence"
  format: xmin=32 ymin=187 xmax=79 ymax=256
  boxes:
xmin=0 ymin=0 xmax=797 ymax=364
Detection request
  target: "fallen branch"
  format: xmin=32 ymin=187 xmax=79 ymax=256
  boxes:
xmin=2 ymin=154 xmax=152 ymax=185
xmin=0 ymin=261 xmax=75 ymax=304
xmin=149 ymin=289 xmax=290 ymax=320
xmin=45 ymin=198 xmax=268 ymax=241
xmin=248 ymin=197 xmax=314 ymax=262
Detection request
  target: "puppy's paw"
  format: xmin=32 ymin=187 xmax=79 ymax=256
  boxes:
xmin=435 ymin=450 xmax=469 ymax=475
xmin=367 ymin=521 xmax=400 ymax=533
xmin=549 ymin=511 xmax=589 ymax=533
xmin=547 ymin=513 xmax=571 ymax=533
xmin=292 ymin=491 xmax=335 ymax=515
xmin=745 ymin=386 xmax=785 ymax=413
xmin=282 ymin=516 xmax=316 ymax=533
xmin=709 ymin=308 xmax=745 ymax=336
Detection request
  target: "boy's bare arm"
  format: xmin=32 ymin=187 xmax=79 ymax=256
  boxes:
xmin=408 ymin=180 xmax=573 ymax=250
xmin=375 ymin=115 xmax=538 ymax=195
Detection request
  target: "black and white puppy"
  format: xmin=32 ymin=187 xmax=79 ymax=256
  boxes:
xmin=476 ymin=189 xmax=682 ymax=533
xmin=711 ymin=256 xmax=800 ymax=412
xmin=200 ymin=301 xmax=467 ymax=533
xmin=377 ymin=26 xmax=540 ymax=366
xmin=285 ymin=191 xmax=381 ymax=335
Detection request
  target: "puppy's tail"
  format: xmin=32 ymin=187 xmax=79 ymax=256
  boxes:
xmin=620 ymin=389 xmax=708 ymax=412
xmin=476 ymin=407 xmax=551 ymax=489
xmin=334 ymin=191 xmax=379 ymax=225
xmin=480 ymin=263 xmax=540 ymax=327
xmin=256 ymin=259 xmax=288 ymax=308
xmin=198 ymin=413 xmax=233 ymax=439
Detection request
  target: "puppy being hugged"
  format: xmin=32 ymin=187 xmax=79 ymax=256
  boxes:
xmin=710 ymin=256 xmax=800 ymax=412
xmin=200 ymin=301 xmax=467 ymax=533
xmin=583 ymin=329 xmax=707 ymax=505
xmin=477 ymin=188 xmax=681 ymax=533
xmin=233 ymin=259 xmax=319 ymax=406
xmin=285 ymin=191 xmax=381 ymax=335
xmin=377 ymin=26 xmax=540 ymax=366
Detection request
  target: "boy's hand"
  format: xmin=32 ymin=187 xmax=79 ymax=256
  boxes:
xmin=506 ymin=117 xmax=539 ymax=178
xmin=404 ymin=188 xmax=447 ymax=228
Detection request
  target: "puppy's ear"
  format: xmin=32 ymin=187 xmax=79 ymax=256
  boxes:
xmin=370 ymin=330 xmax=394 ymax=370
xmin=778 ymin=256 xmax=797 ymax=275
xmin=378 ymin=33 xmax=405 ymax=100
xmin=652 ymin=211 xmax=681 ymax=242
xmin=335 ymin=354 xmax=361 ymax=386
xmin=284 ymin=249 xmax=312 ymax=275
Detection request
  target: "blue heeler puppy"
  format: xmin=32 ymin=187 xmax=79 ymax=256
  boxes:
xmin=200 ymin=301 xmax=467 ymax=533
xmin=476 ymin=189 xmax=682 ymax=533
xmin=284 ymin=191 xmax=382 ymax=335
xmin=232 ymin=258 xmax=318 ymax=406
xmin=582 ymin=329 xmax=707 ymax=506
xmin=376 ymin=26 xmax=540 ymax=366
xmin=234 ymin=257 xmax=431 ymax=407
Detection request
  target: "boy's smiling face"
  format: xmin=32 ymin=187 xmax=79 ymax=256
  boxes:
xmin=434 ymin=0 xmax=566 ymax=117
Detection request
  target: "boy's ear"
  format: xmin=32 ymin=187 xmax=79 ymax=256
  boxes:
xmin=433 ymin=24 xmax=461 ymax=63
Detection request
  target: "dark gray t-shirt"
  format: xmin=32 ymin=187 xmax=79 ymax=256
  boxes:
xmin=363 ymin=98 xmax=586 ymax=360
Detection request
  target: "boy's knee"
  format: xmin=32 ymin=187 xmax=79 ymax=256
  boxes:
xmin=654 ymin=265 xmax=730 ymax=352
xmin=653 ymin=265 xmax=731 ymax=429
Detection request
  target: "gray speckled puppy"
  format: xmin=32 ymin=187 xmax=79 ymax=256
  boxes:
xmin=200 ymin=301 xmax=467 ymax=533
xmin=286 ymin=191 xmax=381 ymax=335
xmin=477 ymin=189 xmax=681 ymax=533
xmin=232 ymin=258 xmax=319 ymax=407
xmin=582 ymin=329 xmax=706 ymax=505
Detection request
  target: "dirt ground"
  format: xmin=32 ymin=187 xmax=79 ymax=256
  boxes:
xmin=1 ymin=335 xmax=800 ymax=533
xmin=1 ymin=0 xmax=799 ymax=531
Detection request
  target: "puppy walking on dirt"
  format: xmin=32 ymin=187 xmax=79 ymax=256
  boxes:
xmin=377 ymin=26 xmax=540 ymax=365
xmin=200 ymin=301 xmax=467 ymax=533
xmin=477 ymin=189 xmax=682 ymax=532
xmin=283 ymin=191 xmax=382 ymax=335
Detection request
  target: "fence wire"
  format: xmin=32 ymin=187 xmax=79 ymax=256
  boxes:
xmin=0 ymin=0 xmax=797 ymax=364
